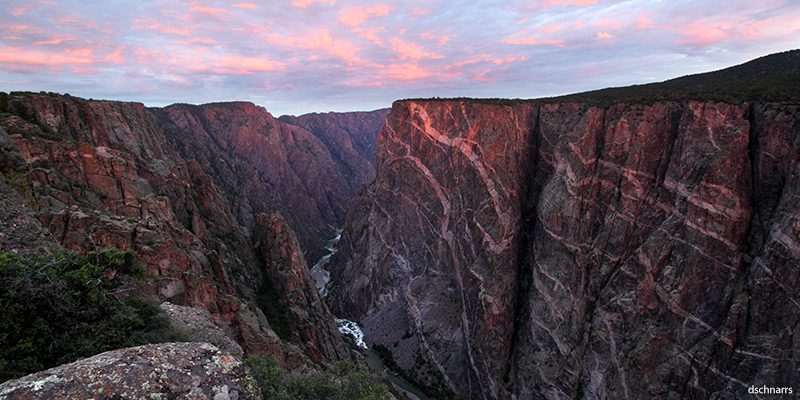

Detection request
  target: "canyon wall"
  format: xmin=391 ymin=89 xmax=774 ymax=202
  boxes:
xmin=151 ymin=103 xmax=387 ymax=261
xmin=329 ymin=99 xmax=800 ymax=399
xmin=279 ymin=109 xmax=386 ymax=187
xmin=0 ymin=93 xmax=353 ymax=369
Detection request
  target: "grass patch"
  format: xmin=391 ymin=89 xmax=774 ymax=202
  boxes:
xmin=245 ymin=355 xmax=391 ymax=400
xmin=372 ymin=344 xmax=454 ymax=400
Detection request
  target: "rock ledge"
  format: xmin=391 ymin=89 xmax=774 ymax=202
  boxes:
xmin=0 ymin=342 xmax=261 ymax=400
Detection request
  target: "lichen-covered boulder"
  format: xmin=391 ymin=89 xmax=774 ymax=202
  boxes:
xmin=0 ymin=342 xmax=262 ymax=399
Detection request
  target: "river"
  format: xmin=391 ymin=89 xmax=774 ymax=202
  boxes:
xmin=313 ymin=229 xmax=433 ymax=400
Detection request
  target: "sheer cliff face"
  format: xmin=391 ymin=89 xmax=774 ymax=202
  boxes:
xmin=0 ymin=94 xmax=348 ymax=369
xmin=330 ymin=101 xmax=537 ymax=398
xmin=329 ymin=100 xmax=800 ymax=399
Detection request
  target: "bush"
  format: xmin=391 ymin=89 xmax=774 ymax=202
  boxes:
xmin=245 ymin=355 xmax=391 ymax=400
xmin=0 ymin=248 xmax=182 ymax=382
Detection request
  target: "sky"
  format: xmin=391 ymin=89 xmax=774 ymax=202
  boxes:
xmin=1 ymin=0 xmax=799 ymax=117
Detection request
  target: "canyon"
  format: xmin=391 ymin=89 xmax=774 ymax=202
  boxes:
xmin=1 ymin=49 xmax=799 ymax=400
xmin=0 ymin=93 xmax=386 ymax=372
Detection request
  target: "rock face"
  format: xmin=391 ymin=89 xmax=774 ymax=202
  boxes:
xmin=279 ymin=109 xmax=388 ymax=188
xmin=152 ymin=104 xmax=387 ymax=260
xmin=0 ymin=342 xmax=261 ymax=399
xmin=329 ymin=99 xmax=800 ymax=399
xmin=252 ymin=213 xmax=350 ymax=365
xmin=0 ymin=127 xmax=58 ymax=254
xmin=0 ymin=93 xmax=349 ymax=370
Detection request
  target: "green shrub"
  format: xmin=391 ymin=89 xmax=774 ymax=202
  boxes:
xmin=372 ymin=344 xmax=453 ymax=400
xmin=245 ymin=355 xmax=391 ymax=400
xmin=0 ymin=248 xmax=181 ymax=382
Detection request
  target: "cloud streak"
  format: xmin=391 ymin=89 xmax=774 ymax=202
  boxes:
xmin=1 ymin=0 xmax=799 ymax=115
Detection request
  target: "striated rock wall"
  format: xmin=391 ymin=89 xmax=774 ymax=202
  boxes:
xmin=330 ymin=101 xmax=537 ymax=399
xmin=329 ymin=99 xmax=800 ymax=399
xmin=0 ymin=93 xmax=349 ymax=370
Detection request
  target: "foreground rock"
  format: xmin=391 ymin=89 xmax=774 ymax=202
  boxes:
xmin=0 ymin=342 xmax=261 ymax=399
xmin=161 ymin=302 xmax=245 ymax=359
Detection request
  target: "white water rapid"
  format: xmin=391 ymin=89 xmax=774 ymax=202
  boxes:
xmin=309 ymin=229 xmax=367 ymax=348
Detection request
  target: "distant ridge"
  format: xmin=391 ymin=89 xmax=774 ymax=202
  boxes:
xmin=406 ymin=49 xmax=800 ymax=106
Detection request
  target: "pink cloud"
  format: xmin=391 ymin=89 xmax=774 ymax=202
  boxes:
xmin=292 ymin=0 xmax=335 ymax=8
xmin=538 ymin=24 xmax=562 ymax=34
xmin=105 ymin=46 xmax=126 ymax=64
xmin=65 ymin=48 xmax=94 ymax=59
xmin=380 ymin=63 xmax=433 ymax=81
xmin=542 ymin=0 xmax=601 ymax=6
xmin=135 ymin=48 xmax=169 ymax=64
xmin=172 ymin=38 xmax=218 ymax=45
xmin=493 ymin=56 xmax=529 ymax=65
xmin=388 ymin=38 xmax=443 ymax=60
xmin=503 ymin=36 xmax=563 ymax=45
xmin=232 ymin=3 xmax=256 ymax=10
xmin=11 ymin=6 xmax=37 ymax=17
xmin=72 ymin=67 xmax=99 ymax=75
xmin=419 ymin=32 xmax=453 ymax=44
xmin=634 ymin=13 xmax=654 ymax=30
xmin=338 ymin=5 xmax=395 ymax=27
xmin=132 ymin=18 xmax=192 ymax=36
xmin=739 ymin=15 xmax=800 ymax=41
xmin=1 ymin=24 xmax=36 ymax=35
xmin=676 ymin=22 xmax=732 ymax=46
xmin=0 ymin=46 xmax=96 ymax=67
xmin=33 ymin=36 xmax=76 ymax=46
xmin=596 ymin=32 xmax=614 ymax=39
xmin=594 ymin=19 xmax=623 ymax=30
xmin=203 ymin=55 xmax=285 ymax=75
xmin=188 ymin=4 xmax=238 ymax=18
xmin=472 ymin=69 xmax=495 ymax=82
xmin=352 ymin=26 xmax=386 ymax=45
xmin=264 ymin=29 xmax=368 ymax=66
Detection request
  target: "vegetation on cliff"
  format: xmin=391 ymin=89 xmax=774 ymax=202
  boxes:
xmin=0 ymin=248 xmax=183 ymax=382
xmin=245 ymin=354 xmax=390 ymax=400
xmin=404 ymin=49 xmax=800 ymax=106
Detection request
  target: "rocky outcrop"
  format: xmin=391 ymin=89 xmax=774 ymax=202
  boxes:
xmin=252 ymin=213 xmax=351 ymax=365
xmin=0 ymin=342 xmax=261 ymax=399
xmin=152 ymin=104 xmax=386 ymax=260
xmin=0 ymin=93 xmax=348 ymax=369
xmin=161 ymin=302 xmax=246 ymax=359
xmin=329 ymin=99 xmax=800 ymax=399
xmin=0 ymin=127 xmax=58 ymax=254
